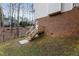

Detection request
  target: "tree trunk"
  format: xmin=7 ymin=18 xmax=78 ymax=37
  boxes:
xmin=16 ymin=3 xmax=20 ymax=37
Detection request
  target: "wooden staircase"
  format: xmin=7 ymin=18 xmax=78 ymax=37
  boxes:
xmin=19 ymin=21 xmax=38 ymax=45
xmin=25 ymin=26 xmax=38 ymax=40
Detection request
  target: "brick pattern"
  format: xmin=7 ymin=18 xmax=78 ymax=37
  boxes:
xmin=38 ymin=8 xmax=79 ymax=36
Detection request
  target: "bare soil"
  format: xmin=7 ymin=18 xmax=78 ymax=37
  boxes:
xmin=0 ymin=27 xmax=28 ymax=42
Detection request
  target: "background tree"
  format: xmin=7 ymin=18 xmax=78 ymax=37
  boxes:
xmin=0 ymin=5 xmax=3 ymax=27
xmin=16 ymin=3 xmax=21 ymax=37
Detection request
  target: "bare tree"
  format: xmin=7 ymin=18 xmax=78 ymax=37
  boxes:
xmin=0 ymin=5 xmax=3 ymax=27
xmin=16 ymin=3 xmax=21 ymax=37
xmin=0 ymin=5 xmax=5 ymax=42
xmin=9 ymin=3 xmax=15 ymax=34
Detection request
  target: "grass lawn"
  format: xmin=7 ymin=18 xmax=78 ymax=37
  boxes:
xmin=0 ymin=35 xmax=79 ymax=56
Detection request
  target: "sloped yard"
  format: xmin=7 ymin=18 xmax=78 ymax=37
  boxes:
xmin=0 ymin=35 xmax=79 ymax=56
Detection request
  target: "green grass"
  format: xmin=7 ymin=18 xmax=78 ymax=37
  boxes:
xmin=0 ymin=35 xmax=79 ymax=56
